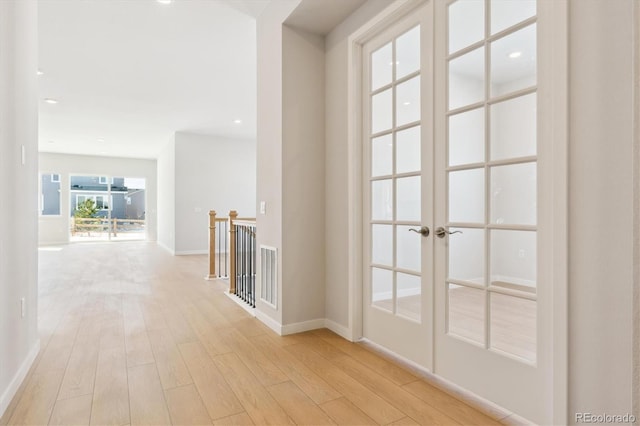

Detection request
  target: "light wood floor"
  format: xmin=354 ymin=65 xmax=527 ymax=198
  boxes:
xmin=1 ymin=242 xmax=506 ymax=426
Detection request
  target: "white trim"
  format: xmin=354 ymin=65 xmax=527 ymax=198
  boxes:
xmin=633 ymin=0 xmax=640 ymax=418
xmin=251 ymin=313 xmax=354 ymax=341
xmin=541 ymin=1 xmax=569 ymax=423
xmin=156 ymin=241 xmax=175 ymax=256
xmin=224 ymin=292 xmax=256 ymax=317
xmin=324 ymin=319 xmax=353 ymax=341
xmin=347 ymin=0 xmax=424 ymax=352
xmin=174 ymin=250 xmax=208 ymax=256
xmin=0 ymin=340 xmax=40 ymax=419
xmin=359 ymin=337 xmax=516 ymax=423
xmin=372 ymin=287 xmax=421 ymax=302
xmin=281 ymin=319 xmax=326 ymax=336
xmin=255 ymin=309 xmax=283 ymax=335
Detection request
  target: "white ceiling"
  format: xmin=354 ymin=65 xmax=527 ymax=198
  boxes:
xmin=285 ymin=0 xmax=366 ymax=35
xmin=38 ymin=0 xmax=268 ymax=159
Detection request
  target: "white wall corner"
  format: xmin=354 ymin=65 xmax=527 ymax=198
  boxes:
xmin=156 ymin=241 xmax=175 ymax=256
xmin=280 ymin=318 xmax=326 ymax=336
xmin=0 ymin=340 xmax=40 ymax=420
xmin=324 ymin=319 xmax=354 ymax=341
xmin=255 ymin=309 xmax=283 ymax=335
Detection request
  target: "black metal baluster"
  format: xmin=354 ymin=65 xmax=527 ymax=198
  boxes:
xmin=235 ymin=225 xmax=239 ymax=297
xmin=224 ymin=221 xmax=228 ymax=277
xmin=251 ymin=225 xmax=256 ymax=307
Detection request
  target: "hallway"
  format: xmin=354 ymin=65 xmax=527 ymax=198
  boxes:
xmin=1 ymin=242 xmax=501 ymax=425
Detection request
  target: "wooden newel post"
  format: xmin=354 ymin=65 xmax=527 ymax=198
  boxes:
xmin=206 ymin=210 xmax=216 ymax=280
xmin=229 ymin=210 xmax=238 ymax=294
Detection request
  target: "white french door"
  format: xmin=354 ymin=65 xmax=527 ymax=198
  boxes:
xmin=433 ymin=0 xmax=546 ymax=421
xmin=362 ymin=0 xmax=552 ymax=422
xmin=362 ymin=3 xmax=433 ymax=368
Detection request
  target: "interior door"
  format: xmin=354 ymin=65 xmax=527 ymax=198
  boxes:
xmin=362 ymin=3 xmax=433 ymax=368
xmin=433 ymin=0 xmax=546 ymax=422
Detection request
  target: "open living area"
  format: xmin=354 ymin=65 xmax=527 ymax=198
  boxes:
xmin=1 ymin=0 xmax=639 ymax=425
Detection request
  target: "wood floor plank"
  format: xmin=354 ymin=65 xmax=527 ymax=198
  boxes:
xmin=220 ymin=329 xmax=289 ymax=387
xmin=390 ymin=416 xmax=421 ymax=425
xmin=35 ymin=311 xmax=82 ymax=374
xmin=49 ymin=394 xmax=93 ymax=426
xmin=403 ymin=380 xmax=502 ymax=425
xmin=232 ymin=317 xmax=271 ymax=339
xmin=332 ymin=355 xmax=461 ymax=425
xmin=285 ymin=343 xmax=405 ymax=425
xmin=164 ymin=311 xmax=198 ymax=345
xmin=91 ymin=319 xmax=130 ymax=426
xmin=266 ymin=381 xmax=336 ymax=425
xmin=123 ymin=298 xmax=156 ymax=367
xmin=212 ymin=412 xmax=254 ymax=425
xmin=319 ymin=397 xmax=377 ymax=426
xmin=8 ymin=242 xmax=509 ymax=426
xmin=124 ymin=330 xmax=155 ymax=368
xmin=251 ymin=334 xmax=341 ymax=404
xmin=312 ymin=328 xmax=417 ymax=386
xmin=147 ymin=328 xmax=193 ymax=390
xmin=178 ymin=340 xmax=244 ymax=420
xmin=212 ymin=352 xmax=295 ymax=425
xmin=290 ymin=332 xmax=348 ymax=360
xmin=165 ymin=384 xmax=212 ymax=426
xmin=57 ymin=323 xmax=101 ymax=400
xmin=7 ymin=369 xmax=65 ymax=426
xmin=128 ymin=363 xmax=172 ymax=426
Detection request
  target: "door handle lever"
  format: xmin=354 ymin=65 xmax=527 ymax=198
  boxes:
xmin=435 ymin=227 xmax=462 ymax=239
xmin=408 ymin=226 xmax=430 ymax=237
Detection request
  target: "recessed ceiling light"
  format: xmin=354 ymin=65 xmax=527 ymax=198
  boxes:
xmin=157 ymin=0 xmax=172 ymax=4
xmin=508 ymin=51 xmax=522 ymax=59
xmin=97 ymin=138 xmax=105 ymax=143
xmin=99 ymin=151 xmax=107 ymax=155
xmin=233 ymin=119 xmax=242 ymax=124
xmin=44 ymin=98 xmax=58 ymax=104
xmin=37 ymin=70 xmax=44 ymax=76
xmin=403 ymin=101 xmax=411 ymax=106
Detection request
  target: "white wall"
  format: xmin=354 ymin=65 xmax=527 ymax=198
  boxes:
xmin=173 ymin=132 xmax=256 ymax=254
xmin=157 ymin=137 xmax=176 ymax=253
xmin=38 ymin=153 xmax=158 ymax=245
xmin=0 ymin=0 xmax=39 ymax=418
xmin=324 ymin=0 xmax=401 ymax=329
xmin=281 ymin=25 xmax=326 ymax=325
xmin=568 ymin=0 xmax=636 ymax=419
xmin=255 ymin=0 xmax=301 ymax=328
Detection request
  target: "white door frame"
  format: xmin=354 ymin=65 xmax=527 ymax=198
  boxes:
xmin=345 ymin=0 xmax=568 ymax=423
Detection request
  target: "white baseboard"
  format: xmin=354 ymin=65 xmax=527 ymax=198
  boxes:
xmin=324 ymin=319 xmax=353 ymax=341
xmin=175 ymin=249 xmax=208 ymax=256
xmin=250 ymin=311 xmax=352 ymax=340
xmin=255 ymin=309 xmax=283 ymax=335
xmin=359 ymin=338 xmax=515 ymax=422
xmin=37 ymin=241 xmax=68 ymax=247
xmin=156 ymin=241 xmax=175 ymax=255
xmin=0 ymin=340 xmax=40 ymax=419
xmin=281 ymin=318 xmax=326 ymax=336
xmin=223 ymin=292 xmax=256 ymax=317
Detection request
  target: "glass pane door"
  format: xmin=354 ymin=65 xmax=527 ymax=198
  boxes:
xmin=114 ymin=177 xmax=146 ymax=241
xmin=445 ymin=0 xmax=538 ymax=364
xmin=363 ymin=3 xmax=432 ymax=368
xmin=70 ymin=175 xmax=113 ymax=242
xmin=434 ymin=0 xmax=547 ymax=422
